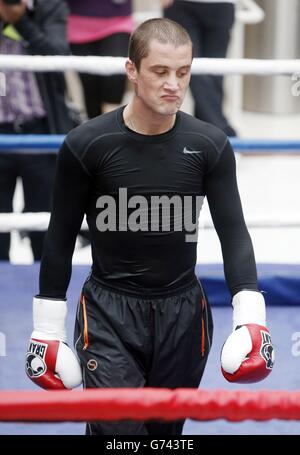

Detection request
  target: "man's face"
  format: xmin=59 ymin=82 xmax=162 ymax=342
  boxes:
xmin=129 ymin=39 xmax=192 ymax=116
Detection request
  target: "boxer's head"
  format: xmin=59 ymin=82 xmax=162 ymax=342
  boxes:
xmin=126 ymin=18 xmax=193 ymax=116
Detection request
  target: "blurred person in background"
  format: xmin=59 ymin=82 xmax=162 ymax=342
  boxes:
xmin=67 ymin=0 xmax=134 ymax=119
xmin=0 ymin=0 xmax=74 ymax=261
xmin=164 ymin=0 xmax=237 ymax=136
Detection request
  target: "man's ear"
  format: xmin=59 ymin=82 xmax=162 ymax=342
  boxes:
xmin=125 ymin=59 xmax=138 ymax=84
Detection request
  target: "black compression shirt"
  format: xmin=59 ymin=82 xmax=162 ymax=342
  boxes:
xmin=39 ymin=106 xmax=258 ymax=298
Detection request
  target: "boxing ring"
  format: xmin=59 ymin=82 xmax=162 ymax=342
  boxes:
xmin=1 ymin=55 xmax=300 ymax=435
xmin=1 ymin=264 xmax=300 ymax=434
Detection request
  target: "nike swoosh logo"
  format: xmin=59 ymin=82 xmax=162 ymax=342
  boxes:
xmin=183 ymin=147 xmax=203 ymax=154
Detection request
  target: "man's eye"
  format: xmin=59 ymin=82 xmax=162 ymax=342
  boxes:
xmin=156 ymin=71 xmax=166 ymax=75
xmin=178 ymin=72 xmax=188 ymax=77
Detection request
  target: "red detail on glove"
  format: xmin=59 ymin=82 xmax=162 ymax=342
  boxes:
xmin=222 ymin=324 xmax=274 ymax=384
xmin=25 ymin=339 xmax=66 ymax=390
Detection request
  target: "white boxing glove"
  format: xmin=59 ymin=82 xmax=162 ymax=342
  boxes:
xmin=25 ymin=297 xmax=82 ymax=389
xmin=221 ymin=291 xmax=274 ymax=383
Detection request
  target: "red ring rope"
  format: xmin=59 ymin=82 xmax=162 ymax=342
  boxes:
xmin=1 ymin=389 xmax=300 ymax=422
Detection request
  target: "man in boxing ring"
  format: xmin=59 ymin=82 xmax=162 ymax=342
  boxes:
xmin=25 ymin=18 xmax=274 ymax=435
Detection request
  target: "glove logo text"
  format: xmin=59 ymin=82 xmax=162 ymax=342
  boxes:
xmin=260 ymin=330 xmax=274 ymax=370
xmin=25 ymin=341 xmax=47 ymax=378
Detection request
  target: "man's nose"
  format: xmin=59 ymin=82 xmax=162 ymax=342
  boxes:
xmin=164 ymin=73 xmax=179 ymax=90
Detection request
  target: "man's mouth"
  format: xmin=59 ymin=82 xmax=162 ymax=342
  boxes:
xmin=161 ymin=95 xmax=179 ymax=101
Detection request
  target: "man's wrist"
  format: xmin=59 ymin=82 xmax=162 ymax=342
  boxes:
xmin=232 ymin=290 xmax=266 ymax=330
xmin=35 ymin=295 xmax=67 ymax=302
xmin=32 ymin=297 xmax=68 ymax=342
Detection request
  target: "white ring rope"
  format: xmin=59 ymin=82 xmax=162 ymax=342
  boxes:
xmin=0 ymin=212 xmax=299 ymax=232
xmin=0 ymin=55 xmax=300 ymax=76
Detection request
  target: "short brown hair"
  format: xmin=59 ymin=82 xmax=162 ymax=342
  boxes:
xmin=129 ymin=18 xmax=193 ymax=71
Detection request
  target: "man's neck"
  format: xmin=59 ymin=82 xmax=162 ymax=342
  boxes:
xmin=123 ymin=98 xmax=177 ymax=136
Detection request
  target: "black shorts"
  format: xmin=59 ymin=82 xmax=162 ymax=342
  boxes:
xmin=74 ymin=275 xmax=213 ymax=435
